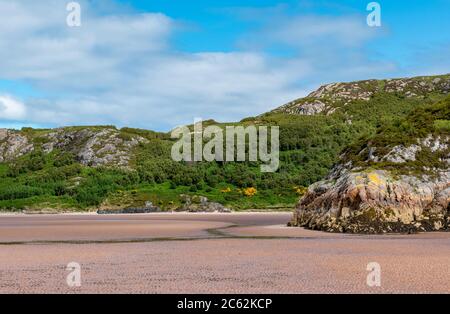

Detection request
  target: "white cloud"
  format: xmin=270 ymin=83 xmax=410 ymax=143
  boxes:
xmin=0 ymin=95 xmax=27 ymax=120
xmin=240 ymin=15 xmax=380 ymax=49
xmin=0 ymin=0 xmax=398 ymax=130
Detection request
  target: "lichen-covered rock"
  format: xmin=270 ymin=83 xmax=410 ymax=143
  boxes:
xmin=292 ymin=130 xmax=450 ymax=233
xmin=292 ymin=169 xmax=449 ymax=233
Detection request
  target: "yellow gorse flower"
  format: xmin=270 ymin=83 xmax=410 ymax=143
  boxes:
xmin=243 ymin=187 xmax=257 ymax=197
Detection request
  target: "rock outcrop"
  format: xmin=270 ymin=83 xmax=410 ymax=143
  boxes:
xmin=0 ymin=129 xmax=33 ymax=163
xmin=0 ymin=127 xmax=147 ymax=167
xmin=43 ymin=127 xmax=147 ymax=167
xmin=291 ymin=121 xmax=450 ymax=234
xmin=273 ymin=74 xmax=450 ymax=116
xmin=292 ymin=169 xmax=449 ymax=233
xmin=177 ymin=195 xmax=231 ymax=213
xmin=98 ymin=201 xmax=162 ymax=214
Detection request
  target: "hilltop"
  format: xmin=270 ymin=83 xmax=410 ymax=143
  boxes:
xmin=271 ymin=74 xmax=450 ymax=115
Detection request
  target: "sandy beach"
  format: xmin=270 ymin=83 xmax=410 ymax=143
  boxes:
xmin=0 ymin=212 xmax=449 ymax=293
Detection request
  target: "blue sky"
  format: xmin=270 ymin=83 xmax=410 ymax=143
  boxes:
xmin=0 ymin=0 xmax=449 ymax=131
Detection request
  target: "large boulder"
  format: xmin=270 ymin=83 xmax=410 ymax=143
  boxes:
xmin=291 ymin=169 xmax=449 ymax=233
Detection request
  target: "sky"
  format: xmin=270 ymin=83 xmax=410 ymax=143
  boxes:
xmin=0 ymin=0 xmax=449 ymax=131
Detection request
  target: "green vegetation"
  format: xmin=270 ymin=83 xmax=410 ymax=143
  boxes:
xmin=344 ymin=95 xmax=450 ymax=173
xmin=0 ymin=78 xmax=449 ymax=212
xmin=434 ymin=120 xmax=450 ymax=132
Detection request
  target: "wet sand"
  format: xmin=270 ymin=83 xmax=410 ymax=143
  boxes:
xmin=0 ymin=212 xmax=449 ymax=293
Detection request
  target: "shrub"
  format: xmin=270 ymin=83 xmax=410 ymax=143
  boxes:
xmin=53 ymin=152 xmax=76 ymax=167
xmin=0 ymin=185 xmax=44 ymax=200
xmin=434 ymin=120 xmax=450 ymax=132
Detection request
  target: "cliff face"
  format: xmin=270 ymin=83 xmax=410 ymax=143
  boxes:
xmin=292 ymin=98 xmax=450 ymax=233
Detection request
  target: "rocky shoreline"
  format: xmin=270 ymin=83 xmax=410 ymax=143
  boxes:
xmin=98 ymin=196 xmax=232 ymax=214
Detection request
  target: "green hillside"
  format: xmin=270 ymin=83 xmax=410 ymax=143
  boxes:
xmin=0 ymin=74 xmax=449 ymax=212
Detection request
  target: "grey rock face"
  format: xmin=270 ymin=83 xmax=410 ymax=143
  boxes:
xmin=307 ymin=81 xmax=375 ymax=102
xmin=0 ymin=127 xmax=148 ymax=168
xmin=0 ymin=129 xmax=34 ymax=162
xmin=361 ymin=136 xmax=449 ymax=165
xmin=295 ymin=100 xmax=327 ymax=115
xmin=273 ymin=99 xmax=328 ymax=115
xmin=44 ymin=127 xmax=147 ymax=167
xmin=382 ymin=144 xmax=422 ymax=163
xmin=385 ymin=77 xmax=450 ymax=95
xmin=422 ymin=135 xmax=448 ymax=153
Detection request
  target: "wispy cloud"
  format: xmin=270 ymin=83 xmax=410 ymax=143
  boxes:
xmin=0 ymin=0 xmax=399 ymax=130
xmin=239 ymin=15 xmax=381 ymax=49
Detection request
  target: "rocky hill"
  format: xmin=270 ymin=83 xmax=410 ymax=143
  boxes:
xmin=272 ymin=74 xmax=450 ymax=115
xmin=291 ymin=96 xmax=450 ymax=233
xmin=0 ymin=74 xmax=448 ymax=228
